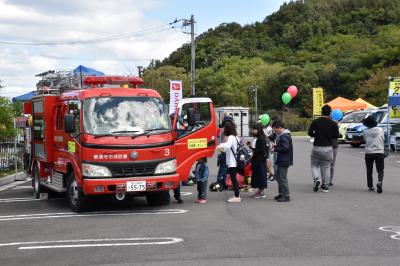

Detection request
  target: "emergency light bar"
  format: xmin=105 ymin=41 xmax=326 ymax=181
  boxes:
xmin=84 ymin=76 xmax=144 ymax=87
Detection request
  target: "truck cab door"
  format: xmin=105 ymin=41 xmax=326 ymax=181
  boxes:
xmin=174 ymin=98 xmax=217 ymax=181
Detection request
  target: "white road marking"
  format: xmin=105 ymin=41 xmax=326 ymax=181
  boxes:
xmin=379 ymin=226 xmax=400 ymax=240
xmin=180 ymin=192 xmax=193 ymax=196
xmin=0 ymin=197 xmax=63 ymax=203
xmin=0 ymin=237 xmax=183 ymax=250
xmin=0 ymin=209 xmax=188 ymax=222
xmin=0 ymin=179 xmax=32 ymax=192
xmin=12 ymin=185 xmax=33 ymax=190
xmin=0 ymin=198 xmax=39 ymax=203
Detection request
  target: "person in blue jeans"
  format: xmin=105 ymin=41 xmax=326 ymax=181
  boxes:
xmin=195 ymin=158 xmax=209 ymax=204
xmin=164 ymin=184 xmax=183 ymax=204
xmin=216 ymin=151 xmax=227 ymax=190
xmin=271 ymin=120 xmax=293 ymax=202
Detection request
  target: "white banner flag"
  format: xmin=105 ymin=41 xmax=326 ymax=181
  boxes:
xmin=169 ymin=80 xmax=183 ymax=115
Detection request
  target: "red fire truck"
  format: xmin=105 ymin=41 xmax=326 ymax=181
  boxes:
xmin=23 ymin=70 xmax=217 ymax=212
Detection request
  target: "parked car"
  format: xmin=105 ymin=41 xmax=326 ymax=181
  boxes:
xmin=338 ymin=110 xmax=370 ymax=143
xmin=377 ymin=113 xmax=400 ymax=150
xmin=346 ymin=109 xmax=400 ymax=148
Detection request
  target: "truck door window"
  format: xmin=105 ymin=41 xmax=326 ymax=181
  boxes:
xmin=177 ymin=102 xmax=211 ymax=138
xmin=56 ymin=105 xmax=64 ymax=130
xmin=68 ymin=101 xmax=81 ymax=136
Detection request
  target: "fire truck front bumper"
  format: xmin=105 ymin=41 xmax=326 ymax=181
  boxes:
xmin=82 ymin=174 xmax=180 ymax=195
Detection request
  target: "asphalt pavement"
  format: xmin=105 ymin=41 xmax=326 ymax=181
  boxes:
xmin=0 ymin=137 xmax=400 ymax=266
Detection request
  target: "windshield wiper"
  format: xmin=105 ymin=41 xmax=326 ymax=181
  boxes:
xmin=145 ymin=128 xmax=170 ymax=133
xmin=129 ymin=129 xmax=170 ymax=139
xmin=93 ymin=129 xmax=170 ymax=139
xmin=93 ymin=130 xmax=142 ymax=139
xmin=111 ymin=130 xmax=142 ymax=134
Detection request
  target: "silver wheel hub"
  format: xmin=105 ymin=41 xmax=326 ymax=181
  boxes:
xmin=69 ymin=179 xmax=79 ymax=205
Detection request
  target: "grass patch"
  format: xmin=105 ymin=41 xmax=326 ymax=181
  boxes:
xmin=0 ymin=168 xmax=23 ymax=178
xmin=291 ymin=131 xmax=308 ymax=136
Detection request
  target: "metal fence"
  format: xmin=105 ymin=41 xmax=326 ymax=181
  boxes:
xmin=0 ymin=135 xmax=24 ymax=174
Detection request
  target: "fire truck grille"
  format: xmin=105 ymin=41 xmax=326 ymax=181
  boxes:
xmin=83 ymin=159 xmax=174 ymax=178
xmin=110 ymin=165 xmax=157 ymax=177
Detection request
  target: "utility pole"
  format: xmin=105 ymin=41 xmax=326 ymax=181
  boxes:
xmin=250 ymin=85 xmax=258 ymax=119
xmin=190 ymin=15 xmax=195 ymax=96
xmin=182 ymin=15 xmax=196 ymax=96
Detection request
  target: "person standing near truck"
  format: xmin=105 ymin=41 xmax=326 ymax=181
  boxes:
xmin=249 ymin=123 xmax=268 ymax=199
xmin=308 ymin=105 xmax=339 ymax=193
xmin=195 ymin=158 xmax=209 ymax=203
xmin=217 ymin=121 xmax=241 ymax=203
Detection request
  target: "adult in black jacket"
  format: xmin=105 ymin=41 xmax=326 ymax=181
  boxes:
xmin=249 ymin=123 xmax=268 ymax=198
xmin=308 ymin=105 xmax=339 ymax=193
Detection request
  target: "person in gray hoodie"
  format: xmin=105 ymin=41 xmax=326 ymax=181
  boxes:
xmin=362 ymin=116 xmax=385 ymax=193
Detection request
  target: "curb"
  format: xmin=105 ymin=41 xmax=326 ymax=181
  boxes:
xmin=0 ymin=172 xmax=26 ymax=187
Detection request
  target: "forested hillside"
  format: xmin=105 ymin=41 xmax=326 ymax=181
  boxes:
xmin=143 ymin=0 xmax=400 ymax=116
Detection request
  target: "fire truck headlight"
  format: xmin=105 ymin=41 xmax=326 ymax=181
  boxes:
xmin=82 ymin=163 xmax=112 ymax=177
xmin=154 ymin=159 xmax=176 ymax=175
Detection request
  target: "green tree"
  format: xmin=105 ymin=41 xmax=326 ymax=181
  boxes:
xmin=153 ymin=0 xmax=400 ymax=117
xmin=0 ymin=97 xmax=17 ymax=138
xmin=355 ymin=64 xmax=400 ymax=106
xmin=142 ymin=66 xmax=190 ymax=100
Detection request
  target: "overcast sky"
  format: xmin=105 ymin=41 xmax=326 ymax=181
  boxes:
xmin=0 ymin=0 xmax=286 ymax=98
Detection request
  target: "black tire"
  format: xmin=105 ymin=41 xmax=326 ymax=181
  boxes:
xmin=33 ymin=164 xmax=57 ymax=199
xmin=67 ymin=172 xmax=87 ymax=213
xmin=33 ymin=164 xmax=41 ymax=199
xmin=146 ymin=191 xmax=168 ymax=206
xmin=350 ymin=143 xmax=362 ymax=148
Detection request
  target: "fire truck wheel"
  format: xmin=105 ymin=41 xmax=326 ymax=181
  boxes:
xmin=67 ymin=172 xmax=87 ymax=213
xmin=32 ymin=164 xmax=48 ymax=199
xmin=33 ymin=165 xmax=41 ymax=199
xmin=146 ymin=192 xmax=168 ymax=206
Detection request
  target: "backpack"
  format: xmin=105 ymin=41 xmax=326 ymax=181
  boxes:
xmin=231 ymin=137 xmax=251 ymax=174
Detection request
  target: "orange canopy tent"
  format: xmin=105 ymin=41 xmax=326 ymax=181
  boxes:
xmin=326 ymin=97 xmax=367 ymax=111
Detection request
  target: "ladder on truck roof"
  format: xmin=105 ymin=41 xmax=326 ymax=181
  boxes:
xmin=35 ymin=70 xmax=144 ymax=95
xmin=35 ymin=70 xmax=83 ymax=95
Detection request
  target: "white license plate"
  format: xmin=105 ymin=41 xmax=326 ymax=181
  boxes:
xmin=347 ymin=134 xmax=353 ymax=139
xmin=126 ymin=181 xmax=146 ymax=192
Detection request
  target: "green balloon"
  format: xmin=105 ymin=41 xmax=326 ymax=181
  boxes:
xmin=260 ymin=114 xmax=270 ymax=126
xmin=282 ymin=92 xmax=292 ymax=105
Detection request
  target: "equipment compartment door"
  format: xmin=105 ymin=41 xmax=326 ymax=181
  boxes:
xmin=174 ymin=98 xmax=217 ymax=181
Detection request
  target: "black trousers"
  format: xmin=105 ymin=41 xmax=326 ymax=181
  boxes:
xmin=228 ymin=167 xmax=240 ymax=197
xmin=365 ymin=153 xmax=385 ymax=188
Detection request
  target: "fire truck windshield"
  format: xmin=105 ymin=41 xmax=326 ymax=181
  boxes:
xmin=83 ymin=97 xmax=171 ymax=136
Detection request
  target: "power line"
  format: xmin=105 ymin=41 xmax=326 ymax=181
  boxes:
xmin=40 ymin=54 xmax=153 ymax=62
xmin=0 ymin=24 xmax=177 ymax=46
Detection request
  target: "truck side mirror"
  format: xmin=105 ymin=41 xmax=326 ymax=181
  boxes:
xmin=64 ymin=114 xmax=76 ymax=133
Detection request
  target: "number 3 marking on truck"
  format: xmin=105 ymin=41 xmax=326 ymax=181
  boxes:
xmin=164 ymin=149 xmax=170 ymax=157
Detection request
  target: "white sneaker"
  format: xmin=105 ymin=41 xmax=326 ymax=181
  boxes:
xmin=227 ymin=196 xmax=242 ymax=203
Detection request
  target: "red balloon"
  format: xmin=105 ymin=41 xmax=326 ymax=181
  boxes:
xmin=287 ymin=85 xmax=298 ymax=98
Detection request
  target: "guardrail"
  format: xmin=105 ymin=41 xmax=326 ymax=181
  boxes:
xmin=0 ymin=137 xmax=24 ymax=175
